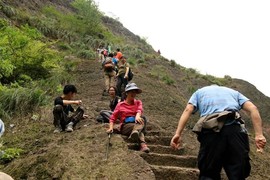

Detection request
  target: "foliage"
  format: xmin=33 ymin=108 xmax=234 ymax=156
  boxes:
xmin=71 ymin=0 xmax=102 ymax=35
xmin=0 ymin=19 xmax=61 ymax=84
xmin=0 ymin=86 xmax=48 ymax=118
xmin=0 ymin=148 xmax=24 ymax=163
xmin=0 ymin=3 xmax=16 ymax=18
xmin=202 ymin=74 xmax=229 ymax=86
xmin=162 ymin=75 xmax=175 ymax=85
xmin=56 ymin=42 xmax=73 ymax=51
xmin=127 ymin=58 xmax=137 ymax=66
xmin=77 ymin=49 xmax=96 ymax=59
xmin=150 ymin=65 xmax=175 ymax=85
xmin=41 ymin=0 xmax=102 ymax=37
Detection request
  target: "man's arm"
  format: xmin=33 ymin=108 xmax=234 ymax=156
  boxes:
xmin=63 ymin=100 xmax=82 ymax=105
xmin=170 ymin=103 xmax=194 ymax=150
xmin=242 ymin=101 xmax=266 ymax=152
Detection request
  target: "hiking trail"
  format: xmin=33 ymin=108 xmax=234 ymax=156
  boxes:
xmin=74 ymin=59 xmax=202 ymax=179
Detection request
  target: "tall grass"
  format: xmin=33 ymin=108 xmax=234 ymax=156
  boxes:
xmin=0 ymin=87 xmax=48 ymax=119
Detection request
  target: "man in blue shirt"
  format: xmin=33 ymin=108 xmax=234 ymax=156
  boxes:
xmin=171 ymin=85 xmax=266 ymax=180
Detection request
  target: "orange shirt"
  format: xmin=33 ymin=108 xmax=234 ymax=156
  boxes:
xmin=116 ymin=51 xmax=122 ymax=60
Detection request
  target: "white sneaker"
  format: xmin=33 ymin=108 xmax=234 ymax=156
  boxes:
xmin=53 ymin=128 xmax=62 ymax=133
xmin=65 ymin=123 xmax=74 ymax=132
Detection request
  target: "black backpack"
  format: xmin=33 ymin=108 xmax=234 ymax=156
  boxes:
xmin=128 ymin=68 xmax=133 ymax=81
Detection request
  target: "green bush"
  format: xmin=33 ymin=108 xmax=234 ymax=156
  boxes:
xmin=0 ymin=20 xmax=61 ymax=84
xmin=57 ymin=42 xmax=72 ymax=51
xmin=127 ymin=58 xmax=137 ymax=66
xmin=71 ymin=0 xmax=102 ymax=35
xmin=77 ymin=49 xmax=95 ymax=59
xmin=0 ymin=148 xmax=24 ymax=163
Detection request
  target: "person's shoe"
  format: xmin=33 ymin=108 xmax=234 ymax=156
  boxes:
xmin=128 ymin=130 xmax=139 ymax=142
xmin=65 ymin=123 xmax=74 ymax=132
xmin=53 ymin=128 xmax=62 ymax=133
xmin=140 ymin=143 xmax=150 ymax=153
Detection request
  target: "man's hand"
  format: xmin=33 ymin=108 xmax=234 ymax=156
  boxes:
xmin=75 ymin=100 xmax=82 ymax=105
xmin=170 ymin=134 xmax=182 ymax=150
xmin=255 ymin=134 xmax=266 ymax=153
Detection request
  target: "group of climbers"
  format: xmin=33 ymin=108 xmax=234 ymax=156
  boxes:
xmin=97 ymin=47 xmax=149 ymax=152
xmin=100 ymin=47 xmax=131 ymax=97
xmin=51 ymin=44 xmax=267 ymax=179
xmin=52 ymin=46 xmax=150 ymax=153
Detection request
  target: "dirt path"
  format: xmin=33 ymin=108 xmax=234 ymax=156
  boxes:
xmin=74 ymin=59 xmax=201 ymax=179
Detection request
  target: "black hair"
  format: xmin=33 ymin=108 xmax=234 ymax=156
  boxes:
xmin=63 ymin=85 xmax=77 ymax=94
xmin=117 ymin=48 xmax=120 ymax=51
xmin=108 ymin=53 xmax=114 ymax=57
xmin=108 ymin=86 xmax=117 ymax=93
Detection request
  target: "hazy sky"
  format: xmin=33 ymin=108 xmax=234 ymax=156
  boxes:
xmin=95 ymin=0 xmax=270 ymax=97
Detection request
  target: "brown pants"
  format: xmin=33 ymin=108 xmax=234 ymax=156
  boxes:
xmin=104 ymin=71 xmax=115 ymax=91
xmin=121 ymin=121 xmax=146 ymax=144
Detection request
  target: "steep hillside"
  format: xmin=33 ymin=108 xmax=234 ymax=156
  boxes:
xmin=2 ymin=58 xmax=270 ymax=179
xmin=1 ymin=0 xmax=270 ymax=179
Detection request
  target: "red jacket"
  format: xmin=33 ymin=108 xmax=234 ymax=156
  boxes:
xmin=109 ymin=99 xmax=143 ymax=124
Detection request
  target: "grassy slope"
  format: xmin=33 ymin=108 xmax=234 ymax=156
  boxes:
xmin=1 ymin=0 xmax=270 ymax=179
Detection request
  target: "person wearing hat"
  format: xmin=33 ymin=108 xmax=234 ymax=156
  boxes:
xmin=116 ymin=56 xmax=129 ymax=97
xmin=106 ymin=82 xmax=150 ymax=153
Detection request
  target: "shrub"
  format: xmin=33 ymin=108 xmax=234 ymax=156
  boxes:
xmin=77 ymin=49 xmax=95 ymax=59
xmin=0 ymin=21 xmax=61 ymax=84
xmin=0 ymin=148 xmax=24 ymax=163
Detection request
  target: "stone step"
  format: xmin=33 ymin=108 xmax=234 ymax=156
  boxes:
xmin=145 ymin=131 xmax=161 ymax=136
xmin=127 ymin=144 xmax=185 ymax=155
xmin=147 ymin=145 xmax=185 ymax=155
xmin=145 ymin=136 xmax=172 ymax=146
xmin=150 ymin=165 xmax=199 ymax=180
xmin=140 ymin=153 xmax=197 ymax=168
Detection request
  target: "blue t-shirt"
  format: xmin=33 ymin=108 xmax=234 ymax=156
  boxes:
xmin=112 ymin=57 xmax=118 ymax=65
xmin=188 ymin=85 xmax=249 ymax=117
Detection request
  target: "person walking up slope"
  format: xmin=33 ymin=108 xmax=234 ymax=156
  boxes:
xmin=116 ymin=56 xmax=130 ymax=97
xmin=170 ymin=84 xmax=266 ymax=180
xmin=102 ymin=53 xmax=116 ymax=95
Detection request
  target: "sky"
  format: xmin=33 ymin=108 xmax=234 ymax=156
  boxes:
xmin=95 ymin=0 xmax=270 ymax=97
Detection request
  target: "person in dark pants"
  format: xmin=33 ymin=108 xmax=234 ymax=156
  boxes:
xmin=116 ymin=56 xmax=129 ymax=97
xmin=97 ymin=86 xmax=121 ymax=123
xmin=170 ymin=85 xmax=266 ymax=180
xmin=53 ymin=84 xmax=88 ymax=133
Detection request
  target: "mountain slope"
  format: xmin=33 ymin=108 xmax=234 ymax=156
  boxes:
xmin=1 ymin=0 xmax=270 ymax=179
